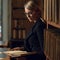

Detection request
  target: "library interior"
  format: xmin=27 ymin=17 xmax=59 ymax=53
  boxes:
xmin=0 ymin=0 xmax=60 ymax=60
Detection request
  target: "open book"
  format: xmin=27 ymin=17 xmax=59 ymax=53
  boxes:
xmin=0 ymin=50 xmax=27 ymax=57
xmin=0 ymin=50 xmax=36 ymax=57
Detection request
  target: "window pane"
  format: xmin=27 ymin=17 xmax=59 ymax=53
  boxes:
xmin=0 ymin=0 xmax=2 ymax=40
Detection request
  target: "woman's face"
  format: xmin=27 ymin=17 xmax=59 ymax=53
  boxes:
xmin=24 ymin=8 xmax=38 ymax=22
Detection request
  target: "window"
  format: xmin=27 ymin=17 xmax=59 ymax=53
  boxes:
xmin=0 ymin=0 xmax=2 ymax=40
xmin=0 ymin=0 xmax=9 ymax=45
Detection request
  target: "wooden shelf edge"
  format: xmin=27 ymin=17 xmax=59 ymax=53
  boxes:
xmin=47 ymin=21 xmax=60 ymax=29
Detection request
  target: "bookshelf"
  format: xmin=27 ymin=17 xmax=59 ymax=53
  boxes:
xmin=11 ymin=19 xmax=26 ymax=40
xmin=44 ymin=0 xmax=60 ymax=60
xmin=44 ymin=29 xmax=60 ymax=60
xmin=10 ymin=0 xmax=27 ymax=48
xmin=44 ymin=0 xmax=60 ymax=29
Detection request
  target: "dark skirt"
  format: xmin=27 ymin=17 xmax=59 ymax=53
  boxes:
xmin=25 ymin=53 xmax=46 ymax=60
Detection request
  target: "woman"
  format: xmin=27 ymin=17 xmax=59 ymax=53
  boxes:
xmin=12 ymin=0 xmax=46 ymax=60
xmin=23 ymin=0 xmax=46 ymax=60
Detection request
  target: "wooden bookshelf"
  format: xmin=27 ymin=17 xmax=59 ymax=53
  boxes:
xmin=44 ymin=0 xmax=60 ymax=29
xmin=44 ymin=29 xmax=60 ymax=60
xmin=44 ymin=0 xmax=60 ymax=60
xmin=10 ymin=0 xmax=27 ymax=48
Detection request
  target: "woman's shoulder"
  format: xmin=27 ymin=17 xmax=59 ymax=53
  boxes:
xmin=32 ymin=18 xmax=46 ymax=31
xmin=34 ymin=18 xmax=46 ymax=29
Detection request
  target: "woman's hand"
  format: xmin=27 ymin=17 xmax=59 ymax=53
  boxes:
xmin=11 ymin=47 xmax=24 ymax=51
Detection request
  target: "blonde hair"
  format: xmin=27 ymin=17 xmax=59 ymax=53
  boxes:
xmin=24 ymin=0 xmax=42 ymax=17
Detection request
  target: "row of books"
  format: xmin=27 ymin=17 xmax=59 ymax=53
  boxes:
xmin=44 ymin=29 xmax=60 ymax=60
xmin=44 ymin=0 xmax=60 ymax=25
xmin=11 ymin=0 xmax=30 ymax=41
xmin=11 ymin=19 xmax=26 ymax=28
xmin=11 ymin=29 xmax=26 ymax=40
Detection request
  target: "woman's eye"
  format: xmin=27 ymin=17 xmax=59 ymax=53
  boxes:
xmin=25 ymin=11 xmax=33 ymax=15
